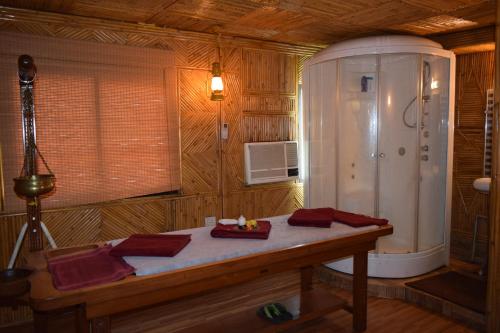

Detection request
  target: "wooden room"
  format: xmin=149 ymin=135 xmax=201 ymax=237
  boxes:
xmin=0 ymin=1 xmax=498 ymax=332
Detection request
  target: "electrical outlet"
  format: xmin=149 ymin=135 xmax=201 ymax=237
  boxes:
xmin=205 ymin=216 xmax=216 ymax=227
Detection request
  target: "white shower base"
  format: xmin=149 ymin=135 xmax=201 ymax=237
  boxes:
xmin=325 ymin=244 xmax=447 ymax=278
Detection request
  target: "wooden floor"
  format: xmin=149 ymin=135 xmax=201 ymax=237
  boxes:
xmin=0 ymin=288 xmax=479 ymax=333
xmin=285 ymin=288 xmax=478 ymax=333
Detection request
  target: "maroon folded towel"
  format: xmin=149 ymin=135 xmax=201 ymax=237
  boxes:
xmin=333 ymin=209 xmax=389 ymax=227
xmin=210 ymin=221 xmax=271 ymax=239
xmin=109 ymin=234 xmax=191 ymax=257
xmin=287 ymin=208 xmax=336 ymax=228
xmin=48 ymin=245 xmax=135 ymax=291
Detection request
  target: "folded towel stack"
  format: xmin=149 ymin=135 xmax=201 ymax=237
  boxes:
xmin=109 ymin=234 xmax=192 ymax=257
xmin=48 ymin=245 xmax=135 ymax=291
xmin=287 ymin=208 xmax=336 ymax=228
xmin=288 ymin=208 xmax=388 ymax=228
xmin=210 ymin=220 xmax=272 ymax=239
xmin=333 ymin=209 xmax=388 ymax=227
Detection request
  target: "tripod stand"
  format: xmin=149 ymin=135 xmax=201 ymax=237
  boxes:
xmin=7 ymin=222 xmax=57 ymax=269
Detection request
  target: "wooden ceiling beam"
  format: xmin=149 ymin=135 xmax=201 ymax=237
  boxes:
xmin=0 ymin=6 xmax=322 ymax=55
xmin=429 ymin=25 xmax=495 ymax=50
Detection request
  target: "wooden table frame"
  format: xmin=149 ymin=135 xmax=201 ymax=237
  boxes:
xmin=27 ymin=225 xmax=393 ymax=332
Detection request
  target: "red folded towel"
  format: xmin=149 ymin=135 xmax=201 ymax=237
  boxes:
xmin=48 ymin=245 xmax=135 ymax=291
xmin=109 ymin=234 xmax=191 ymax=257
xmin=287 ymin=208 xmax=336 ymax=228
xmin=333 ymin=209 xmax=389 ymax=227
xmin=210 ymin=220 xmax=271 ymax=239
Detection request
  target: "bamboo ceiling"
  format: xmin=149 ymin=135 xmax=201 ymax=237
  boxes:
xmin=0 ymin=0 xmax=495 ymax=47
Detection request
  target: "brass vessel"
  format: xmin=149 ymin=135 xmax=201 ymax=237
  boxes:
xmin=13 ymin=174 xmax=55 ymax=198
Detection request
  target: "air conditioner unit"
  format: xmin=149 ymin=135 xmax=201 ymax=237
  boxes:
xmin=244 ymin=141 xmax=299 ymax=185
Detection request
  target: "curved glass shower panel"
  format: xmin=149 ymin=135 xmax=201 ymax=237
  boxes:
xmin=337 ymin=56 xmax=377 ymax=216
xmin=376 ymin=54 xmax=420 ymax=254
xmin=304 ymin=36 xmax=455 ymax=278
xmin=307 ymin=61 xmax=338 ymax=208
xmin=417 ymin=55 xmax=450 ymax=251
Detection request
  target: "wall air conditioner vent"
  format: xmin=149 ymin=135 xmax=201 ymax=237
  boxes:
xmin=244 ymin=141 xmax=299 ymax=185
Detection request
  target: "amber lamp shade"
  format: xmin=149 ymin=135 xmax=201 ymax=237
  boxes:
xmin=210 ymin=62 xmax=224 ymax=101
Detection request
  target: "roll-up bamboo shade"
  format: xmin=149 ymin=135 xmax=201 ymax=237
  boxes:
xmin=0 ymin=32 xmax=179 ymax=213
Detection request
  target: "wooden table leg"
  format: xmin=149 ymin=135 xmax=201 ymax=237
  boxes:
xmin=91 ymin=316 xmax=111 ymax=333
xmin=33 ymin=310 xmax=50 ymax=333
xmin=353 ymin=251 xmax=368 ymax=332
xmin=33 ymin=304 xmax=89 ymax=333
xmin=301 ymin=265 xmax=314 ymax=292
xmin=75 ymin=304 xmax=90 ymax=333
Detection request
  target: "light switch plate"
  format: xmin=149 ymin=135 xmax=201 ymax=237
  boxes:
xmin=205 ymin=216 xmax=216 ymax=227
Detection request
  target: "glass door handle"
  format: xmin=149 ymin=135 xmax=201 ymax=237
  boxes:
xmin=379 ymin=153 xmax=386 ymax=158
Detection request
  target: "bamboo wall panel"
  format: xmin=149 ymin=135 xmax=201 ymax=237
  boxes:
xmin=221 ymin=47 xmax=300 ymax=218
xmin=170 ymin=39 xmax=215 ymax=70
xmin=100 ymin=201 xmax=171 ymax=241
xmin=178 ymin=68 xmax=219 ymax=195
xmin=42 ymin=208 xmax=101 ymax=247
xmin=242 ymin=114 xmax=296 ymax=142
xmin=173 ymin=194 xmax=219 ymax=230
xmin=221 ymin=72 xmax=245 ymax=192
xmin=297 ymin=55 xmax=310 ymax=85
xmin=242 ymin=95 xmax=296 ymax=114
xmin=451 ymin=51 xmax=495 ymax=261
xmin=241 ymin=49 xmax=296 ymax=95
xmin=224 ymin=184 xmax=304 ymax=219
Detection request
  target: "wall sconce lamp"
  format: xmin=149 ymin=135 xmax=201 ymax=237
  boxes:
xmin=210 ymin=36 xmax=224 ymax=101
xmin=210 ymin=61 xmax=224 ymax=101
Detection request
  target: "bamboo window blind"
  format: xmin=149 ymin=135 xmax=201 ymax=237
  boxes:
xmin=0 ymin=32 xmax=180 ymax=213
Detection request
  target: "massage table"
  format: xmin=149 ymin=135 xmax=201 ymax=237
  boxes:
xmin=26 ymin=215 xmax=393 ymax=332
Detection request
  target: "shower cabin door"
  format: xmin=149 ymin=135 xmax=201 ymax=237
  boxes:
xmin=377 ymin=54 xmax=420 ymax=253
xmin=337 ymin=56 xmax=378 ymax=216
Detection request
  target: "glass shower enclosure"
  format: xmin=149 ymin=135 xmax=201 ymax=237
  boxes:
xmin=304 ymin=36 xmax=455 ymax=278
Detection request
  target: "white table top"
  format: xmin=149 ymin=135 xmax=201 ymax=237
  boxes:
xmin=110 ymin=214 xmax=379 ymax=276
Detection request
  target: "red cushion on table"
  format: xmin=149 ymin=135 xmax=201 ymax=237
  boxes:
xmin=109 ymin=234 xmax=191 ymax=257
xmin=333 ymin=209 xmax=389 ymax=227
xmin=287 ymin=208 xmax=335 ymax=228
xmin=210 ymin=220 xmax=271 ymax=239
xmin=48 ymin=245 xmax=135 ymax=291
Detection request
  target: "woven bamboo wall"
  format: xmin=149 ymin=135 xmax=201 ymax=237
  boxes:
xmin=451 ymin=51 xmax=495 ymax=261
xmin=0 ymin=9 xmax=308 ymax=327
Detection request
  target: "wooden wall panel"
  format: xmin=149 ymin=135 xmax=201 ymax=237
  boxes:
xmin=451 ymin=51 xmax=495 ymax=262
xmin=224 ymin=184 xmax=303 ymax=220
xmin=221 ymin=71 xmax=244 ymax=193
xmin=43 ymin=208 xmax=101 ymax=247
xmin=241 ymin=49 xmax=296 ymax=95
xmin=242 ymin=95 xmax=296 ymax=114
xmin=100 ymin=201 xmax=169 ymax=240
xmin=242 ymin=114 xmax=296 ymax=142
xmin=178 ymin=68 xmax=219 ymax=195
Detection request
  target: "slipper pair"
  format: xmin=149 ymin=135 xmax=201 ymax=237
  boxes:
xmin=257 ymin=303 xmax=293 ymax=324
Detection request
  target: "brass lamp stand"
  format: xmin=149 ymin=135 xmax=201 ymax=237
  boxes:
xmin=7 ymin=55 xmax=57 ymax=269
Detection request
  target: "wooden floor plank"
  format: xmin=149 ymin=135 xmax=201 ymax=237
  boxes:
xmin=285 ymin=288 xmax=478 ymax=333
xmin=1 ymin=287 xmax=479 ymax=333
